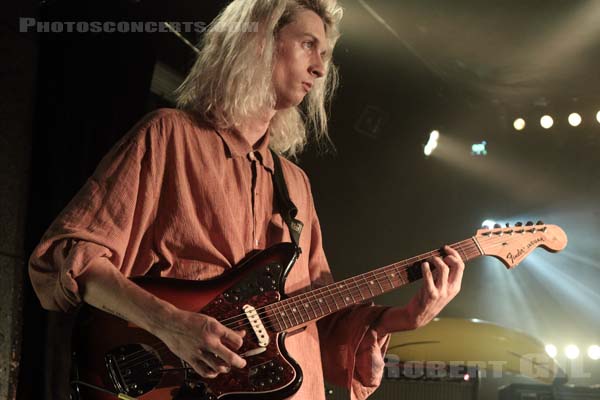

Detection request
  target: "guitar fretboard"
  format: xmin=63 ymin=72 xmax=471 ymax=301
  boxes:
xmin=266 ymin=238 xmax=482 ymax=332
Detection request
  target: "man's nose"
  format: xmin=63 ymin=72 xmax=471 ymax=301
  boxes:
xmin=310 ymin=56 xmax=325 ymax=78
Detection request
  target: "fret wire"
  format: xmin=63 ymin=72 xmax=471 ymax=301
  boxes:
xmin=283 ymin=302 xmax=294 ymax=330
xmin=348 ymin=279 xmax=361 ymax=303
xmin=340 ymin=283 xmax=352 ymax=307
xmin=397 ymin=268 xmax=410 ymax=285
xmin=300 ymin=294 xmax=312 ymax=323
xmin=384 ymin=268 xmax=395 ymax=290
xmin=301 ymin=295 xmax=314 ymax=320
xmin=344 ymin=283 xmax=355 ymax=305
xmin=293 ymin=294 xmax=310 ymax=324
xmin=363 ymin=273 xmax=376 ymax=298
xmin=287 ymin=287 xmax=320 ymax=322
xmin=279 ymin=296 xmax=311 ymax=329
xmin=293 ymin=295 xmax=307 ymax=324
xmin=276 ymin=303 xmax=289 ymax=330
xmin=289 ymin=299 xmax=301 ymax=326
xmin=353 ymin=278 xmax=365 ymax=302
xmin=268 ymin=304 xmax=283 ymax=332
xmin=366 ymin=271 xmax=380 ymax=295
xmin=362 ymin=271 xmax=374 ymax=294
xmin=323 ymin=289 xmax=333 ymax=313
xmin=395 ymin=267 xmax=404 ymax=287
xmin=391 ymin=267 xmax=403 ymax=287
xmin=356 ymin=275 xmax=368 ymax=301
xmin=462 ymin=247 xmax=474 ymax=259
xmin=338 ymin=283 xmax=350 ymax=306
xmin=315 ymin=294 xmax=325 ymax=316
xmin=375 ymin=273 xmax=385 ymax=293
xmin=290 ymin=294 xmax=304 ymax=325
xmin=458 ymin=246 xmax=468 ymax=261
xmin=269 ymin=302 xmax=283 ymax=331
xmin=305 ymin=288 xmax=325 ymax=319
xmin=326 ymin=284 xmax=340 ymax=312
xmin=307 ymin=297 xmax=319 ymax=320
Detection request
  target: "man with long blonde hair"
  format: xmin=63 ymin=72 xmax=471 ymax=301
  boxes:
xmin=29 ymin=1 xmax=464 ymax=399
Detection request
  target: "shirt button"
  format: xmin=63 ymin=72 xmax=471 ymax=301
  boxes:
xmin=248 ymin=151 xmax=256 ymax=161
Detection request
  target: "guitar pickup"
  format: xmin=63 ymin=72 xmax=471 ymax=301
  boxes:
xmin=243 ymin=304 xmax=269 ymax=347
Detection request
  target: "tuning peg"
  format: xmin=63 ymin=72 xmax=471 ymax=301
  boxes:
xmin=515 ymin=222 xmax=523 ymax=227
xmin=536 ymin=220 xmax=544 ymax=225
xmin=505 ymin=223 xmax=511 ymax=228
xmin=526 ymin=221 xmax=534 ymax=226
xmin=493 ymin=223 xmax=502 ymax=229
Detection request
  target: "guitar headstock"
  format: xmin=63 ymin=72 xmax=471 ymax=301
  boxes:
xmin=474 ymin=221 xmax=567 ymax=269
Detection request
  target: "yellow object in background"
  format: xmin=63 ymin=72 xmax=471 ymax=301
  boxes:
xmin=386 ymin=318 xmax=565 ymax=384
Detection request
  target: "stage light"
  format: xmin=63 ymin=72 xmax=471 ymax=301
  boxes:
xmin=481 ymin=220 xmax=496 ymax=229
xmin=588 ymin=345 xmax=600 ymax=360
xmin=540 ymin=115 xmax=554 ymax=129
xmin=513 ymin=118 xmax=526 ymax=131
xmin=545 ymin=344 xmax=558 ymax=358
xmin=463 ymin=373 xmax=470 ymax=381
xmin=596 ymin=111 xmax=600 ymax=124
xmin=471 ymin=141 xmax=487 ymax=156
xmin=424 ymin=130 xmax=439 ymax=156
xmin=568 ymin=113 xmax=582 ymax=127
xmin=565 ymin=345 xmax=580 ymax=360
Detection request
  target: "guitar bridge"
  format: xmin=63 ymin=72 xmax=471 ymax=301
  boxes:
xmin=105 ymin=344 xmax=164 ymax=397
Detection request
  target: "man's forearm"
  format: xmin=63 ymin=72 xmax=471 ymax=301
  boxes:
xmin=373 ymin=306 xmax=420 ymax=336
xmin=76 ymin=261 xmax=177 ymax=336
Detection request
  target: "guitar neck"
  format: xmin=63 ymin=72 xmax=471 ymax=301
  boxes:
xmin=269 ymin=237 xmax=483 ymax=332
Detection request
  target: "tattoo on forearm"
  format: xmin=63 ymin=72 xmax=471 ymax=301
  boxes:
xmin=101 ymin=305 xmax=127 ymax=321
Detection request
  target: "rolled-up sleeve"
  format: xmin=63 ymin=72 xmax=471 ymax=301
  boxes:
xmin=28 ymin=112 xmax=168 ymax=312
xmin=305 ymin=188 xmax=390 ymax=400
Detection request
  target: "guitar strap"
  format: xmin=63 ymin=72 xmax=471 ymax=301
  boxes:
xmin=269 ymin=149 xmax=303 ymax=249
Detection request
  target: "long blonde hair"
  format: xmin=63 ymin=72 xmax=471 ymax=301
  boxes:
xmin=175 ymin=0 xmax=343 ymax=158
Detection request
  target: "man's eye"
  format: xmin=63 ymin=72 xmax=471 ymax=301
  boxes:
xmin=303 ymin=41 xmax=314 ymax=49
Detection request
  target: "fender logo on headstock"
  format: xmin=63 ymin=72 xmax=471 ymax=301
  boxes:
xmin=506 ymin=237 xmax=545 ymax=264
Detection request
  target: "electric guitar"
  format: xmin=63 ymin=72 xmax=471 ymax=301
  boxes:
xmin=71 ymin=222 xmax=567 ymax=400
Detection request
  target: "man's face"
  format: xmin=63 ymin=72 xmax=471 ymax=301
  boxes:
xmin=272 ymin=9 xmax=329 ymax=110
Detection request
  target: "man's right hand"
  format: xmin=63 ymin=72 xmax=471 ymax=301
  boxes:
xmin=155 ymin=309 xmax=247 ymax=378
xmin=77 ymin=262 xmax=247 ymax=379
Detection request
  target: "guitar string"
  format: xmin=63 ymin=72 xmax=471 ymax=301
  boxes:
xmin=115 ymin=233 xmax=536 ymax=371
xmin=217 ymin=238 xmax=478 ymax=327
xmin=116 ymin=232 xmax=543 ymax=371
xmin=115 ymin=240 xmax=479 ymax=370
xmin=214 ymin=232 xmax=516 ymax=328
xmin=115 ymin=233 xmax=532 ymax=371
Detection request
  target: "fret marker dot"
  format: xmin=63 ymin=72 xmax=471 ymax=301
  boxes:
xmin=345 ymin=297 xmax=350 ymax=301
xmin=292 ymin=308 xmax=297 ymax=312
xmin=391 ymin=273 xmax=395 ymax=277
xmin=280 ymin=312 xmax=285 ymax=316
xmin=369 ymin=281 xmax=374 ymax=285
xmin=304 ymin=304 xmax=309 ymax=308
xmin=318 ymin=299 xmax=323 ymax=303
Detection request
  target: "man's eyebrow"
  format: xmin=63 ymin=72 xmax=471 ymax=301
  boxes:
xmin=302 ymin=33 xmax=329 ymax=57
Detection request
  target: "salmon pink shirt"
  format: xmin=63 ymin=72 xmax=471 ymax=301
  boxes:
xmin=29 ymin=108 xmax=390 ymax=400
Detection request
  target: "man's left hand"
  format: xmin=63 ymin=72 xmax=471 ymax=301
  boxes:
xmin=374 ymin=245 xmax=465 ymax=335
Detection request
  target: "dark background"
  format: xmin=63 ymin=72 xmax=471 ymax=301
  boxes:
xmin=2 ymin=0 xmax=599 ymax=398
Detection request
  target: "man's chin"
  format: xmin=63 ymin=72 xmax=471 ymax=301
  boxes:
xmin=275 ymin=97 xmax=305 ymax=111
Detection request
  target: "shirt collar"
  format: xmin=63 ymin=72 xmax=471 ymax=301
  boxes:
xmin=215 ymin=127 xmax=275 ymax=173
